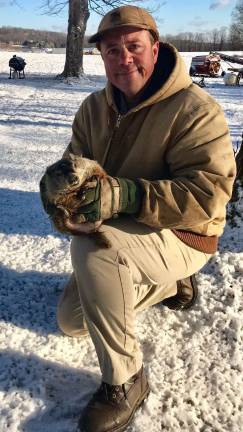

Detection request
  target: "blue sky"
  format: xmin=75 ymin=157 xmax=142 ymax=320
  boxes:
xmin=0 ymin=0 xmax=237 ymax=36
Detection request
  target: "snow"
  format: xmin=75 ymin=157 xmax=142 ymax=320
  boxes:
xmin=0 ymin=50 xmax=242 ymax=432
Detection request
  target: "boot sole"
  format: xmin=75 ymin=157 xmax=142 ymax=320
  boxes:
xmin=105 ymin=384 xmax=150 ymax=432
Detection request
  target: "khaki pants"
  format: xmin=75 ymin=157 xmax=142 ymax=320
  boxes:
xmin=57 ymin=217 xmax=211 ymax=385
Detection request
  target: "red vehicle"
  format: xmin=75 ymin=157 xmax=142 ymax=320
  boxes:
xmin=189 ymin=53 xmax=221 ymax=77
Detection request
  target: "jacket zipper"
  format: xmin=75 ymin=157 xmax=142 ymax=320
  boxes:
xmin=115 ymin=113 xmax=122 ymax=128
xmin=102 ymin=113 xmax=122 ymax=168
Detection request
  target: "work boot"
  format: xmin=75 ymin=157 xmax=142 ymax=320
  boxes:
xmin=162 ymin=274 xmax=198 ymax=310
xmin=78 ymin=366 xmax=150 ymax=432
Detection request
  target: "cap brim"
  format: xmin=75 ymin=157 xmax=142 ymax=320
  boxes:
xmin=88 ymin=32 xmax=101 ymax=44
xmin=88 ymin=23 xmax=158 ymax=44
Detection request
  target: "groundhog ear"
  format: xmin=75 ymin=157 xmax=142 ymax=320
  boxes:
xmin=69 ymin=153 xmax=76 ymax=161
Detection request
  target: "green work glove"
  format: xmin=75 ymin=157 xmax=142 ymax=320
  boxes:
xmin=78 ymin=176 xmax=143 ymax=222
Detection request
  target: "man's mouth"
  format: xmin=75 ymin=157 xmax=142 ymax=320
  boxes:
xmin=117 ymin=69 xmax=138 ymax=76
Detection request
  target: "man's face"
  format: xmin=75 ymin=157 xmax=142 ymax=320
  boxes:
xmin=100 ymin=27 xmax=159 ymax=100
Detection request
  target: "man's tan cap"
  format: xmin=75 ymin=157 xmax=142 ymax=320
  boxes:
xmin=88 ymin=6 xmax=159 ymax=43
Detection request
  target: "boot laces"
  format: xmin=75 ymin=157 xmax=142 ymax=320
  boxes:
xmin=99 ymin=381 xmax=132 ymax=405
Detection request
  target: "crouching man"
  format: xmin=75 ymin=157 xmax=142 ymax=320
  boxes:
xmin=56 ymin=6 xmax=236 ymax=432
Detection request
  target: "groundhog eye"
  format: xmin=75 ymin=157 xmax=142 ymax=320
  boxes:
xmin=59 ymin=162 xmax=67 ymax=169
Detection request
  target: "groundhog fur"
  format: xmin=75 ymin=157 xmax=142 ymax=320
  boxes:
xmin=39 ymin=155 xmax=111 ymax=248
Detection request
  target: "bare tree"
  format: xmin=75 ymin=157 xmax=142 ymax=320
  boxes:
xmin=217 ymin=27 xmax=227 ymax=51
xmin=210 ymin=29 xmax=221 ymax=51
xmin=228 ymin=0 xmax=243 ymax=50
xmin=229 ymin=133 xmax=243 ymax=228
xmin=232 ymin=0 xmax=243 ymax=36
xmin=43 ymin=0 xmax=154 ymax=79
xmin=61 ymin=0 xmax=89 ymax=78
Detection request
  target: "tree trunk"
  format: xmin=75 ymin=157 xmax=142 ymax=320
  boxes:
xmin=231 ymin=133 xmax=243 ymax=202
xmin=236 ymin=139 xmax=243 ymax=180
xmin=59 ymin=0 xmax=90 ymax=78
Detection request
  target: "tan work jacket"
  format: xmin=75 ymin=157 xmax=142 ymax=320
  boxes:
xmin=64 ymin=43 xmax=236 ymax=238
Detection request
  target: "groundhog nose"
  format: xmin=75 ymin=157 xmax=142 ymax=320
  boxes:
xmin=68 ymin=174 xmax=79 ymax=184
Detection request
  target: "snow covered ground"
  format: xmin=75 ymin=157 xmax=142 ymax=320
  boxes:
xmin=0 ymin=50 xmax=242 ymax=432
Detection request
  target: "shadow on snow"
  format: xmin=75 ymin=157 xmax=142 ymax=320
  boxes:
xmin=0 ymin=349 xmax=98 ymax=432
xmin=0 ymin=188 xmax=62 ymax=237
xmin=0 ymin=264 xmax=67 ymax=335
xmin=0 ymin=72 xmax=107 ymax=92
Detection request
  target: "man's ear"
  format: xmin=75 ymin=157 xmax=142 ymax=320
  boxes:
xmin=153 ymin=40 xmax=159 ymax=64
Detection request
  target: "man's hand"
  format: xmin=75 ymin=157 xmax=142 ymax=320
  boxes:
xmin=63 ymin=218 xmax=102 ymax=234
xmin=78 ymin=176 xmax=143 ymax=222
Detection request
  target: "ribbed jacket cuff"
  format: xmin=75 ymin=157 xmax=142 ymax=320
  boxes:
xmin=116 ymin=178 xmax=144 ymax=215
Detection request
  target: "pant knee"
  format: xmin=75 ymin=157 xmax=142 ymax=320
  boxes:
xmin=57 ymin=291 xmax=88 ymax=338
xmin=56 ymin=301 xmax=75 ymax=337
xmin=70 ymin=236 xmax=119 ymax=290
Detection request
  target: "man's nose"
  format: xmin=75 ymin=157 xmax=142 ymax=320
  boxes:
xmin=119 ymin=47 xmax=133 ymax=65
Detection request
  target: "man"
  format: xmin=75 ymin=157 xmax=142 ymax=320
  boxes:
xmin=56 ymin=6 xmax=236 ymax=432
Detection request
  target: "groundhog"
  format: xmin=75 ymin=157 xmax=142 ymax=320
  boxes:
xmin=39 ymin=154 xmax=111 ymax=248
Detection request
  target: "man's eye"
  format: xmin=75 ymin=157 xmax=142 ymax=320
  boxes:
xmin=107 ymin=48 xmax=119 ymax=56
xmin=129 ymin=44 xmax=143 ymax=53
